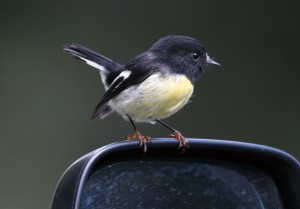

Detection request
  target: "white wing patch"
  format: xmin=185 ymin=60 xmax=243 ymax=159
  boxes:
xmin=118 ymin=70 xmax=132 ymax=80
xmin=109 ymin=70 xmax=132 ymax=89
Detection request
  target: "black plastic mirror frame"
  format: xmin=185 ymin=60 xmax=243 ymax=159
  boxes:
xmin=51 ymin=138 xmax=300 ymax=209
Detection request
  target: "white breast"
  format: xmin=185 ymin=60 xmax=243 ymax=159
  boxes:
xmin=110 ymin=73 xmax=194 ymax=123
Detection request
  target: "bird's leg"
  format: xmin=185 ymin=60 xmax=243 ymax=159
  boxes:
xmin=127 ymin=116 xmax=151 ymax=152
xmin=156 ymin=119 xmax=189 ymax=152
xmin=170 ymin=131 xmax=189 ymax=149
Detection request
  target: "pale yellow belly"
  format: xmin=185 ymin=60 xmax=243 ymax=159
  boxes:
xmin=111 ymin=73 xmax=194 ymax=122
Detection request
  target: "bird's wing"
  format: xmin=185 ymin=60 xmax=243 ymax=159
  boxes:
xmin=90 ymin=73 xmax=126 ymax=120
xmin=63 ymin=44 xmax=123 ymax=118
xmin=63 ymin=43 xmax=121 ymax=73
xmin=90 ymin=67 xmax=154 ymax=120
xmin=99 ymin=105 xmax=114 ymax=119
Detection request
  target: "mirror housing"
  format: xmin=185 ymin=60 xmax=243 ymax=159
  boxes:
xmin=51 ymin=139 xmax=300 ymax=209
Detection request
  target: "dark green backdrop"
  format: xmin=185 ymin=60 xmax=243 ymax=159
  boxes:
xmin=1 ymin=1 xmax=299 ymax=209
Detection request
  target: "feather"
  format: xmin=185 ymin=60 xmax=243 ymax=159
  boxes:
xmin=63 ymin=43 xmax=121 ymax=73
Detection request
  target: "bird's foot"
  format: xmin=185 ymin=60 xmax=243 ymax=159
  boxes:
xmin=170 ymin=131 xmax=189 ymax=153
xmin=127 ymin=131 xmax=151 ymax=152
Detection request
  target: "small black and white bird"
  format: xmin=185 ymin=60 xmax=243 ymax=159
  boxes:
xmin=63 ymin=35 xmax=220 ymax=152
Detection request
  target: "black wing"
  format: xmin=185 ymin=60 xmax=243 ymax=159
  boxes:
xmin=90 ymin=69 xmax=154 ymax=120
xmin=90 ymin=75 xmax=125 ymax=119
xmin=90 ymin=51 xmax=162 ymax=119
xmin=90 ymin=48 xmax=168 ymax=120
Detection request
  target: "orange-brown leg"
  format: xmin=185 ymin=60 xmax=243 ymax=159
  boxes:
xmin=170 ymin=131 xmax=189 ymax=152
xmin=127 ymin=117 xmax=151 ymax=152
xmin=156 ymin=119 xmax=189 ymax=152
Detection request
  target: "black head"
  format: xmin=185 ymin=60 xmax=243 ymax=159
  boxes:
xmin=150 ymin=35 xmax=220 ymax=83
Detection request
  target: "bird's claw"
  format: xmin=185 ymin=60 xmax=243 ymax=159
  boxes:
xmin=170 ymin=131 xmax=189 ymax=153
xmin=127 ymin=131 xmax=151 ymax=152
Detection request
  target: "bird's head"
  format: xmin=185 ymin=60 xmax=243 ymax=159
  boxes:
xmin=150 ymin=35 xmax=220 ymax=83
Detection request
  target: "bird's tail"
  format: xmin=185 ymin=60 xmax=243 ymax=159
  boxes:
xmin=63 ymin=44 xmax=122 ymax=87
xmin=63 ymin=44 xmax=121 ymax=119
xmin=63 ymin=43 xmax=122 ymax=72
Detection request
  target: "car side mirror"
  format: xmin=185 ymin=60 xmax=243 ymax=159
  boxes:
xmin=51 ymin=138 xmax=300 ymax=209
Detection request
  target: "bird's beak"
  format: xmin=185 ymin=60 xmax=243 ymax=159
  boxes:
xmin=206 ymin=54 xmax=221 ymax=66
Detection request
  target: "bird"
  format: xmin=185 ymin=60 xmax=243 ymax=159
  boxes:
xmin=63 ymin=35 xmax=220 ymax=152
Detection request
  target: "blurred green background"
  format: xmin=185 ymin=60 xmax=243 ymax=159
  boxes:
xmin=1 ymin=0 xmax=299 ymax=208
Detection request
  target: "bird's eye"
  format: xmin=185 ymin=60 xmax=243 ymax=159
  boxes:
xmin=192 ymin=52 xmax=200 ymax=60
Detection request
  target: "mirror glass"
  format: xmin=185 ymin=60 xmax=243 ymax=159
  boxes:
xmin=80 ymin=161 xmax=282 ymax=209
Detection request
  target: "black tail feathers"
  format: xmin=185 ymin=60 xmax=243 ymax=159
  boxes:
xmin=63 ymin=43 xmax=121 ymax=72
